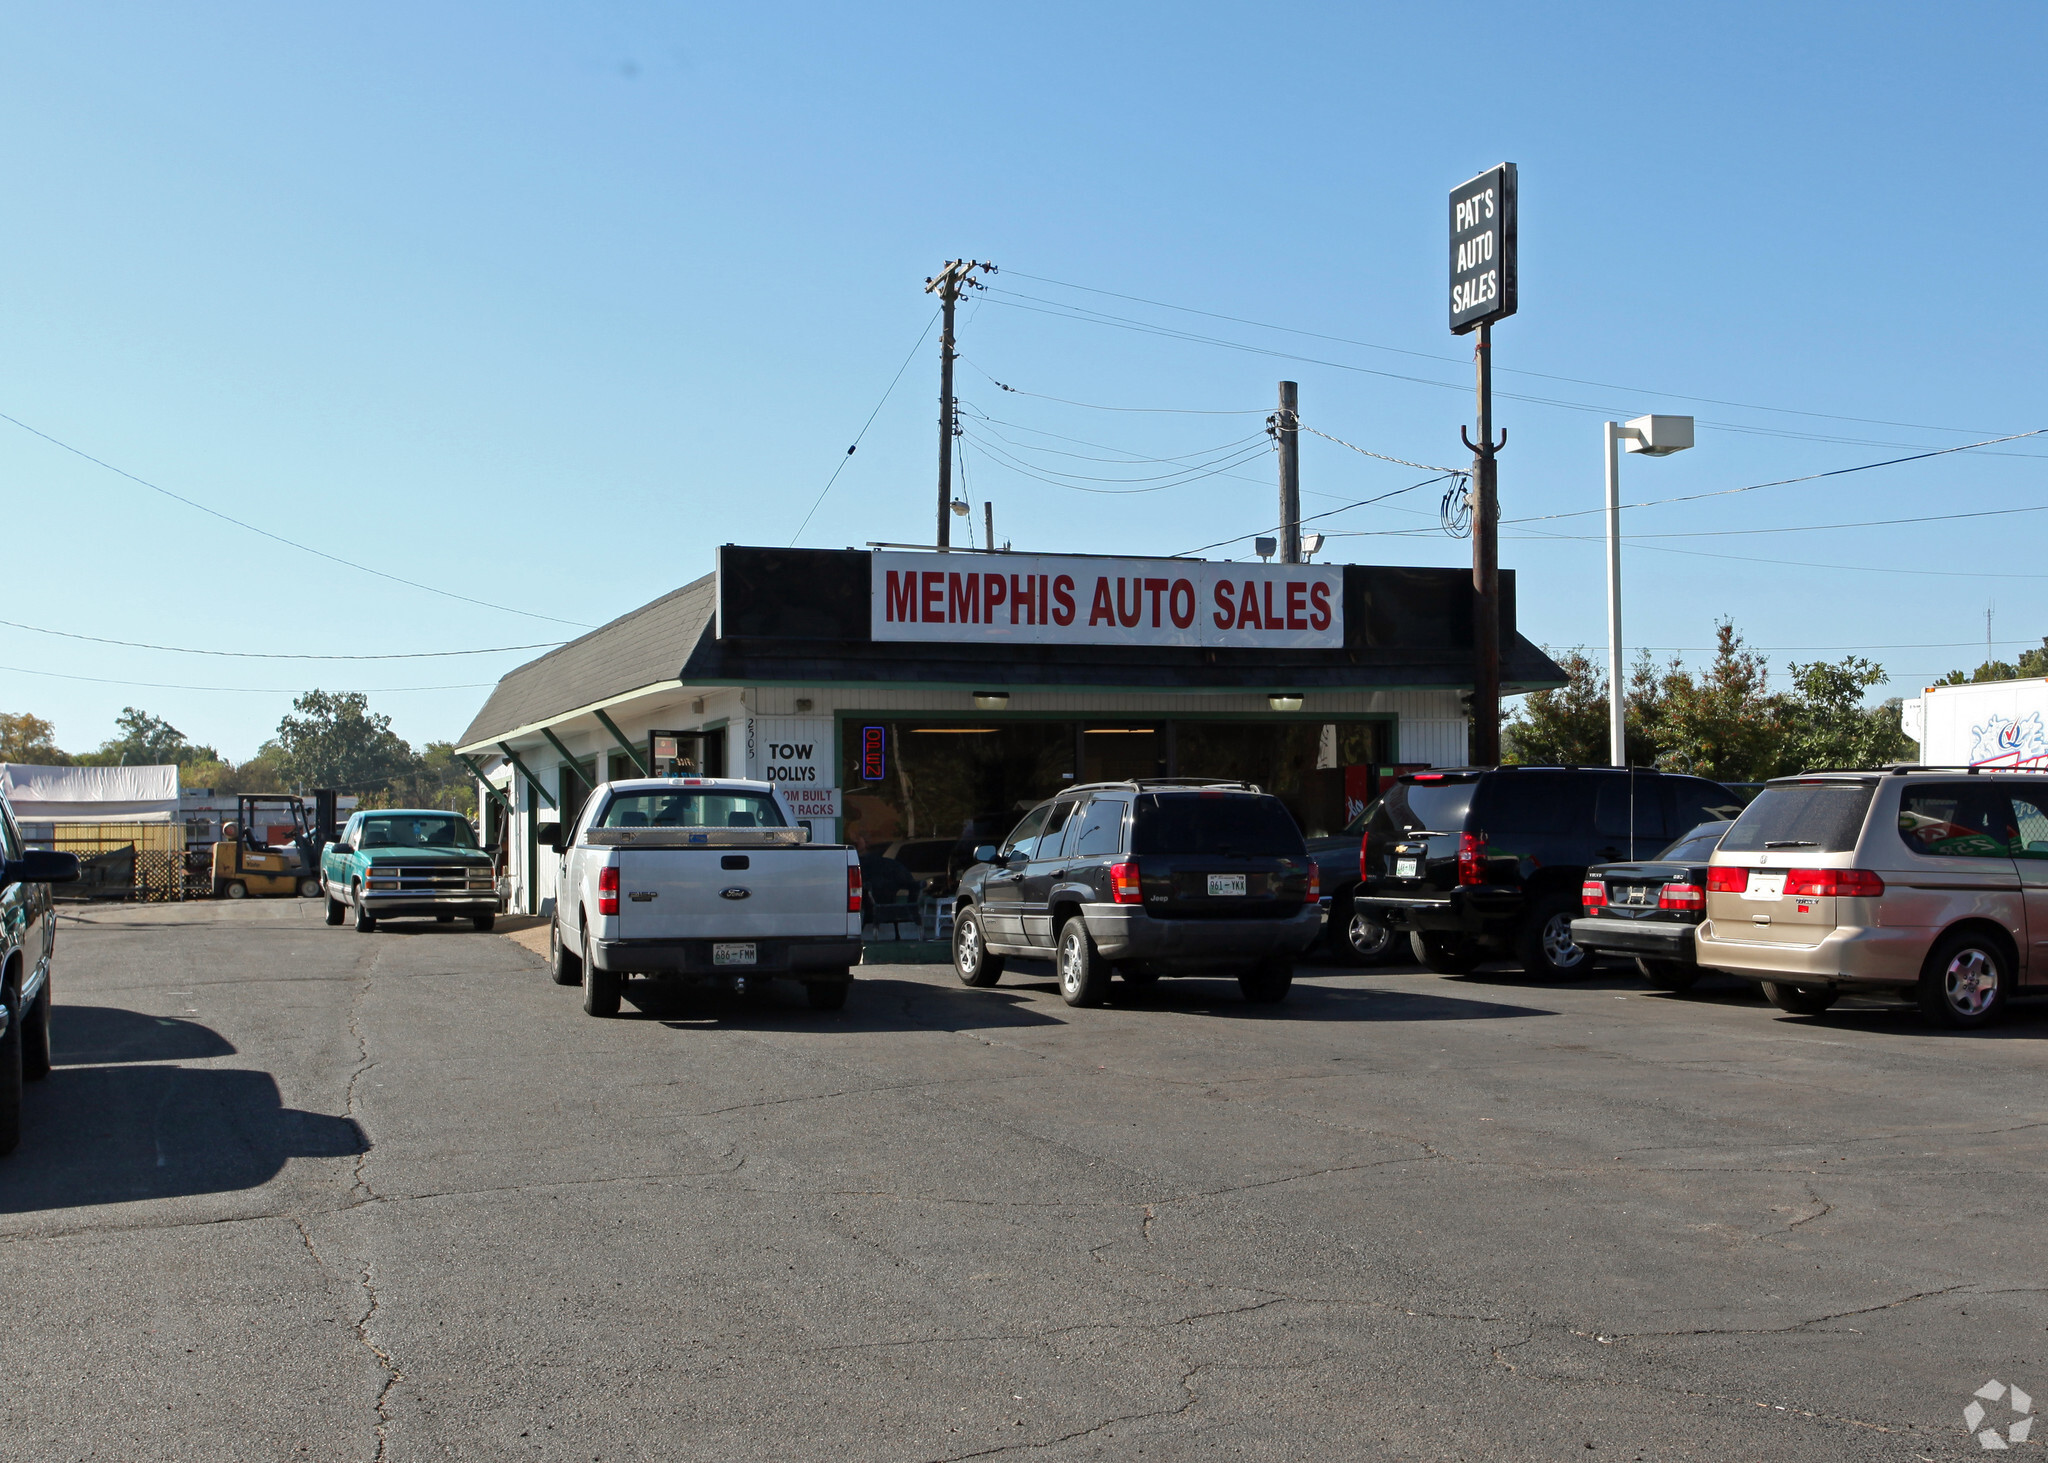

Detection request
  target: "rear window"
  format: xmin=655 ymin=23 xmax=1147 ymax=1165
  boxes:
xmin=1720 ymin=781 xmax=1876 ymax=854
xmin=1132 ymin=793 xmax=1305 ymax=856
xmin=597 ymin=790 xmax=786 ymax=829
xmin=1657 ymin=823 xmax=1729 ymax=862
xmin=1365 ymin=776 xmax=1479 ymax=836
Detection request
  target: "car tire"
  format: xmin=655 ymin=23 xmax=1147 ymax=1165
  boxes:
xmin=1332 ymin=898 xmax=1397 ymax=965
xmin=0 ymin=976 xmax=22 ymax=1156
xmin=226 ymin=881 xmax=248 ymax=900
xmin=1762 ymin=980 xmax=1838 ymax=1016
xmin=806 ymin=975 xmax=852 ymax=1012
xmin=1917 ymin=930 xmax=2008 ymax=1029
xmin=1239 ymin=960 xmax=1293 ymax=1004
xmin=1516 ymin=897 xmax=1593 ymax=980
xmin=22 ymin=972 xmax=52 ymax=1081
xmin=953 ymin=905 xmax=1004 ymax=987
xmin=1635 ymin=957 xmax=1701 ymax=992
xmin=550 ymin=918 xmax=582 ymax=985
xmin=1056 ymin=918 xmax=1111 ymax=1007
xmin=299 ymin=878 xmax=322 ymax=899
xmin=353 ymin=887 xmax=376 ymax=933
xmin=582 ymin=927 xmax=620 ymax=1017
xmin=436 ymin=914 xmax=454 ymax=924
xmin=324 ymin=894 xmax=346 ymax=926
xmin=1410 ymin=930 xmax=1479 ymax=974
xmin=472 ymin=913 xmax=495 ymax=933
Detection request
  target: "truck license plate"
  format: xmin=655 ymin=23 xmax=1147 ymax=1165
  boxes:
xmin=1395 ymin=858 xmax=1420 ymax=879
xmin=712 ymin=942 xmax=757 ymax=966
xmin=1207 ymin=874 xmax=1246 ymax=897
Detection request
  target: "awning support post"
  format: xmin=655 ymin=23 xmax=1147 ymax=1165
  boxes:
xmin=453 ymin=754 xmax=515 ymax=815
xmin=593 ymin=708 xmax=650 ymax=776
xmin=496 ymin=742 xmax=558 ymax=809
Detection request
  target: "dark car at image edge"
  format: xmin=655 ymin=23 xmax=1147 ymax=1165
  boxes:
xmin=951 ymin=779 xmax=1324 ymax=1006
xmin=1354 ymin=766 xmax=1744 ymax=978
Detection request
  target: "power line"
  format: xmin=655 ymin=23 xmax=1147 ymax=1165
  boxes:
xmin=959 ymin=358 xmax=1262 ymax=414
xmin=789 ymin=308 xmax=940 ymax=545
xmin=1177 ymin=473 xmax=1456 ymax=556
xmin=998 ymin=269 xmax=2016 ymax=438
xmin=0 ymin=662 xmax=495 ymax=694
xmin=962 ymin=431 xmax=1273 ymax=496
xmin=0 ymin=410 xmax=595 ymax=628
xmin=0 ymin=617 xmax=561 ymax=660
xmin=1621 ymin=503 xmax=2048 ymax=539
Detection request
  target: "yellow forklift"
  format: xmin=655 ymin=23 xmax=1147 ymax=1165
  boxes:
xmin=212 ymin=794 xmax=329 ymax=899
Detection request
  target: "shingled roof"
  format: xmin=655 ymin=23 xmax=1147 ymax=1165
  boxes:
xmin=456 ymin=575 xmax=713 ymax=749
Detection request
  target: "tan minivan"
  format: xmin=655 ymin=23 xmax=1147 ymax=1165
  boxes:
xmin=1696 ymin=769 xmax=2048 ymax=1028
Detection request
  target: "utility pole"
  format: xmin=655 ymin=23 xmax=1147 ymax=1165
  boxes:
xmin=1276 ymin=381 xmax=1301 ymax=563
xmin=984 ymin=501 xmax=996 ymax=554
xmin=923 ymin=260 xmax=994 ymax=550
xmin=1462 ymin=324 xmax=1505 ymax=764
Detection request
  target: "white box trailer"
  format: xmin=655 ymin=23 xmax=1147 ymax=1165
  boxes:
xmin=1902 ymin=679 xmax=2048 ymax=769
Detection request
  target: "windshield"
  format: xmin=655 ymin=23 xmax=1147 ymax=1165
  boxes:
xmin=358 ymin=814 xmax=476 ymax=849
xmin=1656 ymin=822 xmax=1730 ymax=861
xmin=1131 ymin=793 xmax=1305 ymax=856
xmin=1353 ymin=776 xmax=1479 ymax=837
xmin=598 ymin=790 xmax=786 ymax=829
xmin=1720 ymin=782 xmax=1875 ymax=854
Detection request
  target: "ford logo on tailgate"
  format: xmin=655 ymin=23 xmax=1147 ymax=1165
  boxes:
xmin=720 ymin=887 xmax=751 ymax=900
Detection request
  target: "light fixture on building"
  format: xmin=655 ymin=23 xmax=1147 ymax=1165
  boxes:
xmin=794 ymin=698 xmax=813 ymax=713
xmin=1268 ymin=693 xmax=1304 ymax=712
xmin=973 ymin=691 xmax=1010 ymax=711
xmin=1254 ymin=536 xmax=1278 ymax=562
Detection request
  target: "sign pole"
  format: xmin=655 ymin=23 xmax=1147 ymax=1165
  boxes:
xmin=1448 ymin=162 xmax=1516 ymax=766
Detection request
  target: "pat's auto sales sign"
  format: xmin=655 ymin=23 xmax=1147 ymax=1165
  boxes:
xmin=870 ymin=552 xmax=1343 ymax=649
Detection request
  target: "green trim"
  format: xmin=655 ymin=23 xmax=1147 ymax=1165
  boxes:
xmin=497 ymin=742 xmax=558 ymax=809
xmin=593 ymin=708 xmax=650 ymax=776
xmin=524 ymin=780 xmax=539 ymax=916
xmin=832 ymin=709 xmax=1401 ymax=727
xmin=539 ymin=727 xmax=584 ymax=775
xmin=677 ymin=677 xmax=1564 ymax=694
xmin=453 ymin=754 xmax=514 ymax=815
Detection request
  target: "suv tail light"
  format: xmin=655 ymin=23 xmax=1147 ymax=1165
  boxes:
xmin=1457 ymin=832 xmax=1486 ymax=886
xmin=847 ymin=861 xmax=863 ymax=914
xmin=1110 ymin=860 xmax=1142 ymax=904
xmin=1785 ymin=868 xmax=1885 ymax=897
xmin=1580 ymin=879 xmax=1607 ymax=908
xmin=598 ymin=863 xmax=619 ymax=915
xmin=1706 ymin=866 xmax=1748 ymax=893
xmin=1305 ymin=863 xmax=1320 ymax=903
xmin=1658 ymin=882 xmax=1705 ymax=911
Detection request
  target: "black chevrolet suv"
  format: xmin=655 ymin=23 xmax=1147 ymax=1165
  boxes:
xmin=951 ymin=780 xmax=1324 ymax=1007
xmin=1357 ymin=766 xmax=1743 ymax=978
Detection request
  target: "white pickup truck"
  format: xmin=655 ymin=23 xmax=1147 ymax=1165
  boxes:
xmin=540 ymin=777 xmax=863 ymax=1017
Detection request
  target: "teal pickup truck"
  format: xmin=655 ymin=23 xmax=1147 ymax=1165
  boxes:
xmin=320 ymin=808 xmax=499 ymax=933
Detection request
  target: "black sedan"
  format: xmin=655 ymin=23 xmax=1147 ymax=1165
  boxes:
xmin=1568 ymin=820 xmax=1731 ymax=991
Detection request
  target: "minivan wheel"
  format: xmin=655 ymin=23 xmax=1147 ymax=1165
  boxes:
xmin=1056 ymin=919 xmax=1111 ymax=1007
xmin=1517 ymin=897 xmax=1592 ymax=980
xmin=1636 ymin=957 xmax=1701 ymax=992
xmin=953 ymin=905 xmax=1004 ymax=988
xmin=1918 ymin=932 xmax=2007 ymax=1029
xmin=1410 ymin=931 xmax=1479 ymax=974
xmin=1334 ymin=899 xmax=1397 ymax=965
xmin=1762 ymin=980 xmax=1838 ymax=1016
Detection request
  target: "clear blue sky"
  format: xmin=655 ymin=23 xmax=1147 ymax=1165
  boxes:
xmin=5 ymin=3 xmax=2042 ymax=760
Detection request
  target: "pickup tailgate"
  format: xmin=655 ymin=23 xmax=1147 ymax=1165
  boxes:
xmin=614 ymin=848 xmax=849 ymax=940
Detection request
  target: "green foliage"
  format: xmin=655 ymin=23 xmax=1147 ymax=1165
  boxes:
xmin=1935 ymin=637 xmax=2048 ymax=685
xmin=0 ymin=711 xmax=69 ymax=764
xmin=273 ymin=691 xmax=415 ymax=795
xmin=356 ymin=741 xmax=476 ymax=816
xmin=81 ymin=706 xmax=220 ymax=767
xmin=1506 ymin=620 xmax=1915 ymax=783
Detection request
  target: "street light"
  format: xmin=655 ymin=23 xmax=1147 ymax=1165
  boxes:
xmin=1604 ymin=414 xmax=1694 ymax=766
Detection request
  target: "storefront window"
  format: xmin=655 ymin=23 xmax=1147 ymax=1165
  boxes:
xmin=841 ymin=716 xmax=1392 ymax=886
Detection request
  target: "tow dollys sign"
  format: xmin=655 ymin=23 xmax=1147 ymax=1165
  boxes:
xmin=869 ymin=553 xmax=1343 ymax=649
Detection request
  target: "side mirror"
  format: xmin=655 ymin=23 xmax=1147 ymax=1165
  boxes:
xmin=972 ymin=844 xmax=999 ymax=865
xmin=3 ymin=851 xmax=80 ymax=888
xmin=535 ymin=821 xmax=563 ymax=852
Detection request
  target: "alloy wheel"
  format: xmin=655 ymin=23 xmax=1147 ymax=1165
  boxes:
xmin=1945 ymin=948 xmax=2000 ymax=1017
xmin=1347 ymin=910 xmax=1392 ymax=959
xmin=1541 ymin=913 xmax=1585 ymax=970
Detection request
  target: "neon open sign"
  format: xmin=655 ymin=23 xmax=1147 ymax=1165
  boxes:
xmin=860 ymin=725 xmax=886 ymax=781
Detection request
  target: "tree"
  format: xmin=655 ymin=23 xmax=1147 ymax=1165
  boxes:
xmin=1650 ymin=622 xmax=1783 ymax=784
xmin=1935 ymin=636 xmax=2048 ymax=685
xmin=1502 ymin=649 xmax=1661 ymax=766
xmin=0 ymin=711 xmax=69 ymax=764
xmin=1775 ymin=657 xmax=1914 ymax=774
xmin=358 ymin=741 xmax=477 ymax=815
xmin=273 ymin=691 xmax=414 ymax=795
xmin=80 ymin=707 xmax=220 ymax=767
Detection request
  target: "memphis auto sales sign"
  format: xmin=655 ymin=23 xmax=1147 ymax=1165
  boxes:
xmin=869 ymin=552 xmax=1342 ymax=648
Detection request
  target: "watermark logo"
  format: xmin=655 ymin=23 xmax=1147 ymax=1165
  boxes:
xmin=1964 ymin=1380 xmax=2033 ymax=1450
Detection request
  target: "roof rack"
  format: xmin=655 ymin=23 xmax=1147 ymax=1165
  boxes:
xmin=1065 ymin=778 xmax=1264 ymax=794
xmin=1882 ymin=764 xmax=2048 ymax=776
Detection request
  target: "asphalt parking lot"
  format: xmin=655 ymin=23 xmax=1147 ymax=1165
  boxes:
xmin=3 ymin=901 xmax=2044 ymax=1461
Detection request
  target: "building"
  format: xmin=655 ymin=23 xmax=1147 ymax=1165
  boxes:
xmin=455 ymin=545 xmax=1567 ymax=916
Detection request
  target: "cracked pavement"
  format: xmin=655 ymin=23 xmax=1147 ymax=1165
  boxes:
xmin=2 ymin=901 xmax=2045 ymax=1460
